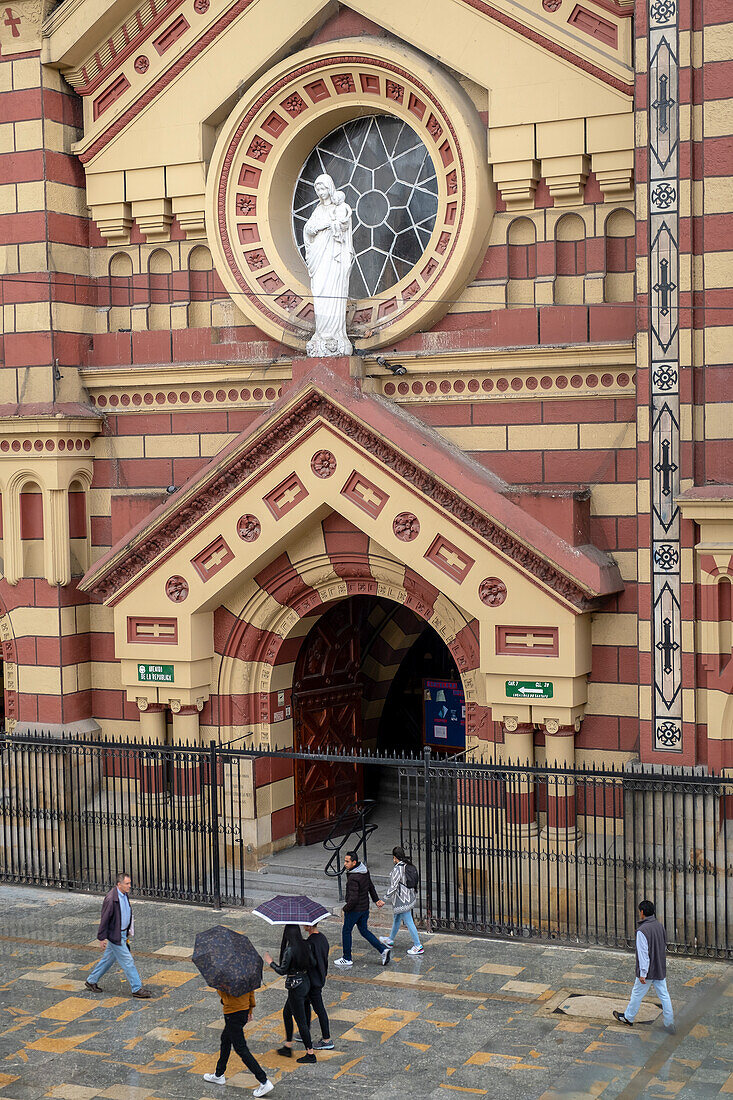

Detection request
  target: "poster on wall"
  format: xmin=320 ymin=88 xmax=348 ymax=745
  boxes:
xmin=423 ymin=679 xmax=466 ymax=750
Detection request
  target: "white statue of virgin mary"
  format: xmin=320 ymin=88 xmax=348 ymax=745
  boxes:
xmin=303 ymin=173 xmax=355 ymax=357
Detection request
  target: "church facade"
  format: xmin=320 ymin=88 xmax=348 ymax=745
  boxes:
xmin=1 ymin=0 xmax=731 ymax=856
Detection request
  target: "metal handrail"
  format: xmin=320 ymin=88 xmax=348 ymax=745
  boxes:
xmin=323 ymin=799 xmax=378 ymax=901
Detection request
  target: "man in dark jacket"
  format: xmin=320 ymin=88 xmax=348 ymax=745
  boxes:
xmin=613 ymin=900 xmax=675 ymax=1033
xmin=335 ymin=851 xmax=390 ymax=968
xmin=84 ymin=872 xmax=152 ymax=998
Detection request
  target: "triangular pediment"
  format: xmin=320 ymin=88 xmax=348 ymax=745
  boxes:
xmin=81 ymin=365 xmax=622 ymax=614
xmin=43 ymin=0 xmax=632 ymax=171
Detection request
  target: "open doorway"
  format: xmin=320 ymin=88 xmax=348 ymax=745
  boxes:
xmin=292 ymin=596 xmax=465 ymax=845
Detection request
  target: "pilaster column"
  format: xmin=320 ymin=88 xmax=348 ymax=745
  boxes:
xmin=171 ymin=702 xmax=201 ymax=744
xmin=502 ymin=719 xmax=537 ymax=837
xmin=43 ymin=487 xmax=71 ymax=586
xmin=542 ymin=721 xmax=577 ymax=845
xmin=136 ymin=701 xmax=167 ymax=744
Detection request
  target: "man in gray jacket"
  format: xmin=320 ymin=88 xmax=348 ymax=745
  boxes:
xmin=613 ymin=900 xmax=675 ymax=1033
xmin=84 ymin=872 xmax=152 ymax=998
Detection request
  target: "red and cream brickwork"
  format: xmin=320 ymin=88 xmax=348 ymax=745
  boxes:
xmin=0 ymin=0 xmax=731 ymax=856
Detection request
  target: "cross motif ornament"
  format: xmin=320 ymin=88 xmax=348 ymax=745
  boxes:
xmin=275 ymin=484 xmax=302 ymax=509
xmin=651 ymin=73 xmax=675 ymax=134
xmin=203 ymin=546 xmax=229 ymax=570
xmin=137 ymin=622 xmax=176 ymax=638
xmin=654 ymin=438 xmax=678 ymax=497
xmin=656 ymin=616 xmax=680 ymax=675
xmin=653 ymin=257 xmax=676 ymax=316
xmin=504 ymin=632 xmax=554 ymax=648
xmin=3 ymin=8 xmax=20 ymax=36
xmin=353 ymin=482 xmax=381 ymax=508
xmin=437 ymin=546 xmax=465 ymax=571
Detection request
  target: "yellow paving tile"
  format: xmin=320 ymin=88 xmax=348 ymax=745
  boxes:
xmin=333 ymin=1055 xmax=366 ymax=1079
xmin=339 ymin=1007 xmax=420 ymax=1044
xmin=38 ymin=963 xmax=73 ymax=972
xmin=0 ymin=1074 xmax=20 ymax=1088
xmin=39 ymin=997 xmax=98 ymax=1022
xmin=500 ymin=980 xmax=549 ymax=995
xmin=46 ymin=1086 xmax=100 ymax=1100
xmin=27 ymin=1031 xmax=98 ymax=1053
xmin=101 ymin=1087 xmax=155 ymax=1099
xmin=145 ymin=970 xmax=197 ymax=987
xmin=439 ymin=1086 xmax=487 ymax=1095
xmin=646 ymin=1080 xmax=685 ymax=1096
xmin=145 ymin=1027 xmax=197 ymax=1043
xmin=720 ymin=1073 xmax=733 ymax=1094
xmin=153 ymin=945 xmax=194 ymax=958
xmin=476 ymin=963 xmax=524 ymax=976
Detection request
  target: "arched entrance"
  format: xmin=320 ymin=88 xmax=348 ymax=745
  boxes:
xmin=292 ymin=595 xmax=466 ymax=844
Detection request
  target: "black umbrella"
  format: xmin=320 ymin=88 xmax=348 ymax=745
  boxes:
xmin=192 ymin=925 xmax=263 ymax=996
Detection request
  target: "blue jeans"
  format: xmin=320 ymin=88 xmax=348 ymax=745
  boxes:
xmin=87 ymin=940 xmax=142 ymax=993
xmin=342 ymin=910 xmax=384 ymax=961
xmin=389 ymin=909 xmax=422 ymax=948
xmin=625 ymin=977 xmax=674 ymax=1026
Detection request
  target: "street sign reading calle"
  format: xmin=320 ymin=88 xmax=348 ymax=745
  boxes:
xmin=505 ymin=680 xmax=553 ymax=699
xmin=138 ymin=663 xmax=174 ymax=683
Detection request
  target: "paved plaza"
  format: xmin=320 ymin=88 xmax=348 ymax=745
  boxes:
xmin=0 ymin=885 xmax=730 ymax=1100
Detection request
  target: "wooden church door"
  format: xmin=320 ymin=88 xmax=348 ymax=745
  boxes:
xmin=293 ymin=601 xmax=363 ymax=844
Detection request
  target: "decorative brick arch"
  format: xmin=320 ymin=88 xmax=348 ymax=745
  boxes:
xmin=213 ymin=548 xmax=485 ymax=744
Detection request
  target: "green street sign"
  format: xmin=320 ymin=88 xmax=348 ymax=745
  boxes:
xmin=505 ymin=680 xmax=553 ymax=699
xmin=137 ymin=663 xmax=174 ymax=684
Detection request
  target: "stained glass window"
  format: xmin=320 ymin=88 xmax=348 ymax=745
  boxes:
xmin=293 ymin=115 xmax=439 ymax=298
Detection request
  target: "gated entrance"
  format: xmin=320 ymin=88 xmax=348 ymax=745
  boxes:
xmin=0 ymin=733 xmax=730 ymax=958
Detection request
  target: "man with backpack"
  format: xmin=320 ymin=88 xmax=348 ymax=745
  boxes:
xmin=380 ymin=846 xmax=424 ymax=955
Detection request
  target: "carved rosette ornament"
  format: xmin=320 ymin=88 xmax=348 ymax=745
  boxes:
xmin=165 ymin=575 xmax=189 ymax=602
xmin=237 ymin=514 xmax=261 ymax=542
xmin=311 ymin=450 xmax=337 ymax=478
xmin=205 ymin=39 xmax=491 ymax=353
xmin=479 ymin=577 xmax=507 ymax=606
xmin=393 ymin=512 xmax=420 ymax=541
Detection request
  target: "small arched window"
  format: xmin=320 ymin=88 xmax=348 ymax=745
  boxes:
xmin=554 ymin=214 xmax=586 ymax=304
xmin=507 ymin=218 xmax=536 ymax=306
xmin=148 ymin=248 xmax=173 ymax=330
xmin=604 ymin=208 xmax=635 ymax=303
xmin=108 ymin=252 xmax=133 ymax=331
xmin=188 ymin=245 xmax=215 ymax=328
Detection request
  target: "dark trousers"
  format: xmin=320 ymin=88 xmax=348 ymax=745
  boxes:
xmin=282 ymin=975 xmax=313 ymax=1049
xmin=342 ymin=909 xmax=383 ymax=960
xmin=215 ymin=1010 xmax=267 ymax=1083
xmin=305 ymin=984 xmax=330 ymax=1040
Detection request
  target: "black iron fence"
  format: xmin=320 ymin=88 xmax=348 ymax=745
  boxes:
xmin=0 ymin=732 xmax=730 ymax=957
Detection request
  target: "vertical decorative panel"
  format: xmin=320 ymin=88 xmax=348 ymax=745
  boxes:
xmin=648 ymin=0 xmax=682 ymax=750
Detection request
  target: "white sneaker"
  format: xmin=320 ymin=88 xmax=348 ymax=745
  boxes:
xmin=407 ymin=945 xmax=425 ymax=955
xmin=253 ymin=1081 xmax=274 ymax=1097
xmin=380 ymin=948 xmax=391 ymax=966
xmin=334 ymin=957 xmax=353 ymax=967
xmin=379 ymin=937 xmax=394 ymax=947
xmin=203 ymin=1072 xmax=226 ymax=1085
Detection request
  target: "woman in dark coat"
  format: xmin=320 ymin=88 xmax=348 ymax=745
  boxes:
xmin=264 ymin=925 xmax=317 ymax=1063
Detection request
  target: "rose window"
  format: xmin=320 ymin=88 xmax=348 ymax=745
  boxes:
xmin=293 ymin=115 xmax=439 ymax=298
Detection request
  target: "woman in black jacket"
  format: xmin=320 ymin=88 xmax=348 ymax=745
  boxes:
xmin=264 ymin=925 xmax=316 ymax=1063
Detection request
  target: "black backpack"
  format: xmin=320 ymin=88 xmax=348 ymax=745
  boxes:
xmin=404 ymin=862 xmax=420 ymax=890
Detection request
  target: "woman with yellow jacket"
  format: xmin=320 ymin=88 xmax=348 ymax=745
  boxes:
xmin=204 ymin=986 xmax=274 ymax=1095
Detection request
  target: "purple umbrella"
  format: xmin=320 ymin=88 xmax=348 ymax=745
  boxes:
xmin=252 ymin=895 xmax=331 ymax=926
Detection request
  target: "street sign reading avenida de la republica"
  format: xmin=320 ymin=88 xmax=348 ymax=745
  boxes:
xmin=138 ymin=663 xmax=174 ymax=683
